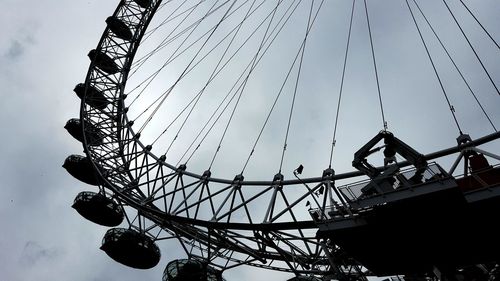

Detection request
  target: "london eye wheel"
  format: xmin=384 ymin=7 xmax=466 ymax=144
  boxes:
xmin=64 ymin=0 xmax=500 ymax=280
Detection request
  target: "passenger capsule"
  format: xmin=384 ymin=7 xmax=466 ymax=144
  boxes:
xmin=64 ymin=118 xmax=104 ymax=146
xmin=62 ymin=155 xmax=103 ymax=186
xmin=163 ymin=259 xmax=225 ymax=281
xmin=72 ymin=191 xmax=124 ymax=226
xmin=106 ymin=16 xmax=133 ymax=41
xmin=101 ymin=228 xmax=161 ymax=269
xmin=134 ymin=0 xmax=152 ymax=9
xmin=88 ymin=49 xmax=120 ymax=74
xmin=73 ymin=83 xmax=110 ymax=110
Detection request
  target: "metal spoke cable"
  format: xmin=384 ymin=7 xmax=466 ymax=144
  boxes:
xmin=405 ymin=0 xmax=463 ymax=134
xmin=151 ymin=0 xmax=272 ymax=150
xmin=170 ymin=0 xmax=293 ymax=166
xmin=208 ymin=0 xmax=285 ymax=169
xmin=133 ymin=0 xmax=223 ymax=66
xmin=169 ymin=1 xmax=290 ymax=164
xmin=127 ymin=0 xmax=256 ymax=112
xmin=130 ymin=0 xmax=277 ymax=125
xmin=239 ymin=31 xmax=301 ymax=173
xmin=442 ymin=0 xmax=499 ymax=95
xmin=180 ymin=48 xmax=262 ymax=166
xmin=364 ymin=0 xmax=387 ymax=131
xmin=130 ymin=1 xmax=201 ymax=73
xmin=179 ymin=70 xmax=252 ymax=166
xmin=413 ymin=0 xmax=497 ymax=132
xmin=238 ymin=0 xmax=313 ymax=173
xmin=137 ymin=0 xmax=239 ymax=134
xmin=128 ymin=0 xmax=232 ymax=103
xmin=458 ymin=0 xmax=499 ymax=50
xmin=131 ymin=0 xmax=229 ymax=73
xmin=134 ymin=7 xmax=277 ymax=132
xmin=143 ymin=0 xmax=274 ymax=124
xmin=127 ymin=0 xmax=226 ymax=110
xmin=329 ymin=0 xmax=356 ymax=168
xmin=135 ymin=0 xmax=254 ymax=71
xmin=181 ymin=0 xmax=301 ymax=166
xmin=279 ymin=0 xmax=320 ymax=173
xmin=130 ymin=17 xmax=225 ymax=128
xmin=160 ymin=0 xmax=261 ymax=157
xmin=181 ymin=83 xmax=249 ymax=167
xmin=174 ymin=0 xmax=287 ymax=165
xmin=141 ymin=0 xmax=199 ymax=43
xmin=148 ymin=89 xmax=205 ymax=147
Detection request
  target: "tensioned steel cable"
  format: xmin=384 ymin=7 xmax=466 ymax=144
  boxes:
xmin=140 ymin=0 xmax=198 ymax=44
xmin=168 ymin=0 xmax=284 ymax=163
xmin=127 ymin=0 xmax=227 ymax=114
xmin=457 ymin=0 xmax=499 ymax=50
xmin=279 ymin=0 xmax=320 ymax=173
xmin=405 ymin=0 xmax=463 ymax=134
xmin=132 ymin=1 xmax=267 ymax=128
xmin=128 ymin=1 xmax=235 ymax=109
xmin=128 ymin=2 xmax=198 ymax=99
xmin=208 ymin=0 xmax=283 ymax=170
xmin=239 ymin=0 xmax=320 ymax=174
xmin=160 ymin=0 xmax=261 ymax=158
xmin=442 ymin=0 xmax=499 ymax=96
xmin=129 ymin=1 xmax=276 ymax=128
xmin=184 ymin=0 xmax=302 ymax=167
xmin=130 ymin=0 xmax=230 ymax=74
xmin=132 ymin=0 xmax=221 ymax=68
xmin=182 ymin=69 xmax=248 ymax=166
xmin=364 ymin=0 xmax=387 ymax=131
xmin=137 ymin=0 xmax=238 ymax=134
xmin=412 ymin=0 xmax=497 ymax=132
xmin=175 ymin=0 xmax=294 ymax=166
xmin=329 ymin=0 xmax=356 ymax=168
xmin=129 ymin=1 xmax=212 ymax=82
xmin=127 ymin=1 xmax=264 ymax=116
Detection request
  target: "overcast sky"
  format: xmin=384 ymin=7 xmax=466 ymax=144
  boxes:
xmin=0 ymin=1 xmax=499 ymax=281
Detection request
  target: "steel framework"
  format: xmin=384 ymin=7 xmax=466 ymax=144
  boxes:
xmin=69 ymin=0 xmax=500 ymax=280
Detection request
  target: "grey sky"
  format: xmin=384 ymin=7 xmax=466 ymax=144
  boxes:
xmin=0 ymin=0 xmax=499 ymax=281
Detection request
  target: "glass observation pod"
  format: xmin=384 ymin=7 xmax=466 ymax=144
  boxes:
xmin=88 ymin=49 xmax=120 ymax=75
xmin=73 ymin=83 xmax=110 ymax=110
xmin=72 ymin=191 xmax=124 ymax=227
xmin=162 ymin=259 xmax=225 ymax=281
xmin=101 ymin=228 xmax=161 ymax=269
xmin=106 ymin=16 xmax=133 ymax=41
xmin=62 ymin=154 xmax=103 ymax=186
xmin=64 ymin=118 xmax=104 ymax=146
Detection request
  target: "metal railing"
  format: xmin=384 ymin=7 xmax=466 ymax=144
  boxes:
xmin=309 ymin=163 xmax=449 ymax=222
xmin=338 ymin=162 xmax=447 ymax=203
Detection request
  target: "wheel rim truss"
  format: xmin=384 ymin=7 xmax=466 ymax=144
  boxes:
xmin=79 ymin=0 xmax=365 ymax=277
xmin=79 ymin=0 xmax=500 ymax=278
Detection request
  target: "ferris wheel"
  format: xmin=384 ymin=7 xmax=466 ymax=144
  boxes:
xmin=64 ymin=0 xmax=500 ymax=280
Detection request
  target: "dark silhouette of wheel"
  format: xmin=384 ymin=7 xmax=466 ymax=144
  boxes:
xmin=64 ymin=0 xmax=500 ymax=280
